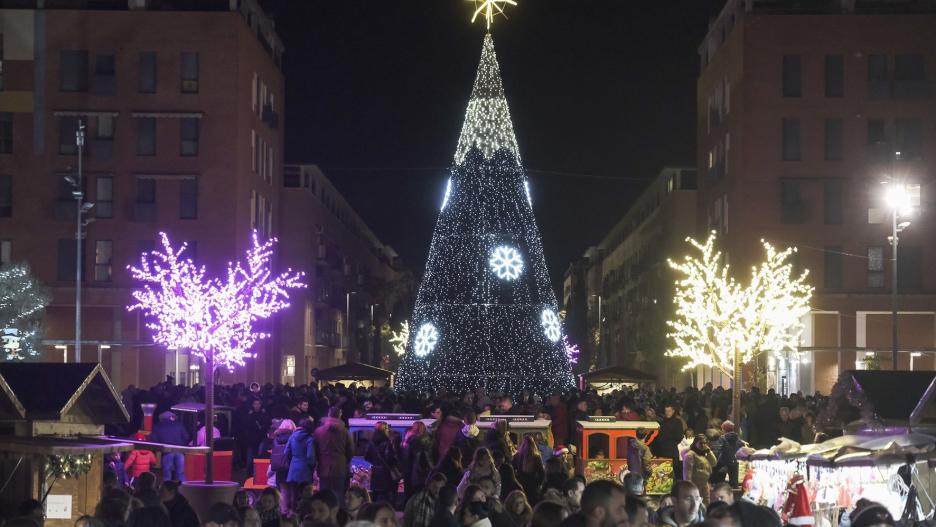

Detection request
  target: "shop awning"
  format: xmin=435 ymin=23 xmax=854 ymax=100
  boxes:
xmin=315 ymin=362 xmax=394 ymax=382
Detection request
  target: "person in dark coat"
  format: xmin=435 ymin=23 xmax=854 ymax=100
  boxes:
xmin=651 ymin=404 xmax=686 ymax=485
xmin=453 ymin=412 xmax=482 ymax=465
xmin=365 ymin=421 xmax=400 ymax=503
xmin=433 ymin=446 xmax=465 ymax=489
xmin=269 ymin=419 xmax=296 ymax=513
xmin=512 ymin=436 xmax=545 ymax=505
xmin=246 ymin=398 xmax=271 ymax=472
xmin=149 ymin=411 xmax=189 ymax=482
xmin=158 ymin=481 xmax=199 ymax=527
xmin=285 ymin=417 xmax=317 ymax=510
xmin=484 ymin=420 xmax=514 ymax=462
xmin=710 ymin=420 xmax=743 ymax=487
xmin=314 ymin=407 xmax=355 ymax=504
xmin=403 ymin=421 xmax=434 ymax=503
xmin=428 ymin=486 xmax=459 ymax=527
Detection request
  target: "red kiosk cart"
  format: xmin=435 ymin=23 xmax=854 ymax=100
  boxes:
xmin=576 ymin=416 xmax=674 ymax=494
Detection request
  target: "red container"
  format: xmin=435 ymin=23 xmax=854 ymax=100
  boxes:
xmin=183 ymin=451 xmax=233 ymax=482
xmin=253 ymin=458 xmax=270 ymax=486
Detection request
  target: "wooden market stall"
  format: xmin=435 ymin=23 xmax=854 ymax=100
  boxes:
xmin=315 ymin=362 xmax=394 ymax=388
xmin=580 ymin=366 xmax=656 ymax=393
xmin=0 ymin=363 xmax=131 ymax=526
xmin=574 ymin=417 xmax=667 ymax=492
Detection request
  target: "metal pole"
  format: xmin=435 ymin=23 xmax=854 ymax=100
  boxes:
xmin=892 ymin=207 xmax=899 ymax=370
xmin=597 ymin=295 xmax=602 ymax=366
xmin=175 ymin=348 xmax=180 ymax=384
xmin=370 ymin=304 xmax=376 ymax=365
xmin=74 ymin=120 xmax=85 ymax=363
xmin=346 ymin=292 xmax=351 ymax=363
xmin=205 ymin=355 xmax=215 ymax=484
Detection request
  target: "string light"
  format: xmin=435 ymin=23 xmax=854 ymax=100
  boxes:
xmin=524 ymin=180 xmax=532 ymax=206
xmin=396 ymin=34 xmax=573 ymax=395
xmin=442 ymin=178 xmax=453 ymax=210
xmin=46 ymin=454 xmax=92 ymax=479
xmin=0 ymin=263 xmax=49 ymax=361
xmin=489 ymin=245 xmax=524 ymax=280
xmin=389 ymin=321 xmax=410 ymax=356
xmin=562 ymin=335 xmax=580 ymax=364
xmin=127 ymin=231 xmax=306 ymax=371
xmin=665 ymin=232 xmax=813 ymax=379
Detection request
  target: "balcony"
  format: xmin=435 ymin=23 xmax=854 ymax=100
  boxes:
xmin=133 ymin=202 xmax=157 ymax=222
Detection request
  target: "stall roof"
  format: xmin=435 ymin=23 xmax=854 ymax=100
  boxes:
xmin=170 ymin=402 xmax=234 ymax=413
xmin=583 ymin=365 xmax=656 ymax=384
xmin=0 ymin=363 xmax=128 ymax=424
xmin=316 ymin=362 xmax=393 ymax=382
xmin=0 ymin=436 xmax=134 ymax=456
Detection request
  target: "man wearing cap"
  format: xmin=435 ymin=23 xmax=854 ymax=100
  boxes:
xmin=150 ymin=411 xmax=190 ymax=482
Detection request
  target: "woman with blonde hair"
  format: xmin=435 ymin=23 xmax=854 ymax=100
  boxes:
xmin=512 ymin=436 xmax=545 ymax=504
xmin=402 ymin=420 xmax=433 ymax=502
xmin=457 ymin=447 xmax=501 ymax=499
xmin=269 ymin=418 xmax=296 ymax=513
xmin=503 ymin=490 xmax=532 ymax=527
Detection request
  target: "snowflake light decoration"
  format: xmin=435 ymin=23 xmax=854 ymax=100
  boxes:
xmin=442 ymin=178 xmax=453 ymax=210
xmin=541 ymin=309 xmax=561 ymax=342
xmin=414 ymin=323 xmax=439 ymax=357
xmin=389 ymin=321 xmax=410 ymax=356
xmin=562 ymin=335 xmax=579 ymax=364
xmin=489 ymin=245 xmax=524 ymax=280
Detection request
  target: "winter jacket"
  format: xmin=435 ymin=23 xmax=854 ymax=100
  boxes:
xmin=653 ymin=416 xmax=686 ymax=460
xmin=433 ymin=456 xmax=464 ymax=490
xmin=498 ymin=463 xmax=523 ymax=500
xmin=124 ymin=449 xmax=157 ymax=477
xmin=513 ymin=462 xmax=545 ymax=504
xmin=285 ymin=429 xmax=316 ymax=483
xmin=404 ymin=433 xmax=434 ymax=490
xmin=626 ymin=437 xmax=653 ymax=477
xmin=428 ymin=509 xmax=459 ymax=527
xmin=453 ymin=427 xmax=482 ymax=465
xmin=683 ymin=448 xmax=718 ymax=497
xmin=246 ymin=410 xmax=271 ymax=447
xmin=484 ymin=429 xmax=513 ymax=462
xmin=270 ymin=431 xmax=291 ymax=480
xmin=149 ymin=420 xmax=189 ymax=446
xmin=314 ymin=416 xmax=354 ymax=480
xmin=365 ymin=432 xmax=400 ymax=492
xmin=434 ymin=416 xmax=463 ymax=461
xmin=655 ymin=505 xmax=705 ymax=526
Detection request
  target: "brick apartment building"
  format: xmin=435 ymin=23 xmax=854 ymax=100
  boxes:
xmin=278 ymin=164 xmax=404 ymax=386
xmin=0 ymin=0 xmax=285 ymax=389
xmin=696 ymin=0 xmax=936 ymax=393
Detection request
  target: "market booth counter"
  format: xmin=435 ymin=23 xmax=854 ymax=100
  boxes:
xmin=0 ymin=364 xmax=131 ymax=526
xmin=574 ymin=417 xmax=668 ymax=494
xmin=475 ymin=415 xmax=552 ymax=446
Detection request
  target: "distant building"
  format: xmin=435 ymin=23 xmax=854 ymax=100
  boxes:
xmin=697 ymin=0 xmax=936 ymax=393
xmin=279 ymin=164 xmax=403 ymax=385
xmin=564 ymin=168 xmax=697 ymax=384
xmin=0 ymin=0 xmax=284 ymax=388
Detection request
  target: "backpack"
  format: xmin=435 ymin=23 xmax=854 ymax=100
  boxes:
xmin=271 ymin=439 xmax=289 ymax=472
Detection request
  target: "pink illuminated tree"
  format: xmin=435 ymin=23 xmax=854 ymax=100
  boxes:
xmin=128 ymin=231 xmax=305 ymax=484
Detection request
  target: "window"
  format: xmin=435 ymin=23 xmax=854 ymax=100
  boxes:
xmin=137 ymin=117 xmax=155 ymax=155
xmin=181 ymin=52 xmax=199 ymax=93
xmin=251 ymin=130 xmax=258 ymax=173
xmin=867 ymin=246 xmax=884 ymax=288
xmin=868 ymin=54 xmax=889 ymax=99
xmin=781 ymin=180 xmax=802 ymax=224
xmin=782 ymin=55 xmax=801 ymax=97
xmin=58 ymin=116 xmax=81 ymax=155
xmin=179 ymin=178 xmax=197 ymax=219
xmin=96 ymin=114 xmax=114 ymax=140
xmin=867 ymin=119 xmax=886 ymax=145
xmin=96 ymin=176 xmax=113 ymax=218
xmin=137 ymin=178 xmax=156 ymax=203
xmin=0 ymin=175 xmax=10 ymax=217
xmin=93 ymin=52 xmax=115 ymax=95
xmin=94 ymin=240 xmax=112 ymax=282
xmin=895 ymin=53 xmax=925 ymax=81
xmin=57 ymin=239 xmax=83 ymax=282
xmin=898 ymin=245 xmax=922 ymax=291
xmin=895 ymin=119 xmax=923 ymax=160
xmin=267 ymin=144 xmax=273 ymax=182
xmin=0 ymin=240 xmax=9 ymax=265
xmin=825 ymin=54 xmax=844 ymax=97
xmin=782 ymin=118 xmax=801 ymax=160
xmin=824 ymin=179 xmax=843 ymax=225
xmin=824 ymin=246 xmax=843 ymax=289
xmin=0 ymin=35 xmax=4 ymax=90
xmin=139 ymin=51 xmax=157 ymax=93
xmin=180 ymin=118 xmax=199 ymax=156
xmin=0 ymin=112 xmax=11 ymax=154
xmin=824 ymin=118 xmax=843 ymax=161
xmin=59 ymin=50 xmax=89 ymax=92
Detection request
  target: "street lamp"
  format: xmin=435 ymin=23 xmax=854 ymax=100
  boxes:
xmin=64 ymin=120 xmax=93 ymax=363
xmin=883 ymin=181 xmax=913 ymax=370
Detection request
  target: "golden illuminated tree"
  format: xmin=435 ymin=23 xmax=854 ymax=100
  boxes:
xmin=666 ymin=233 xmax=813 ymax=402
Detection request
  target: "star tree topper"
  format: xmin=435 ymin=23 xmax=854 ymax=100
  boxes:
xmin=470 ymin=0 xmax=517 ymax=31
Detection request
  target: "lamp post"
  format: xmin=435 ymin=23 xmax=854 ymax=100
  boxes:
xmin=884 ymin=182 xmax=912 ymax=370
xmin=65 ymin=120 xmax=93 ymax=363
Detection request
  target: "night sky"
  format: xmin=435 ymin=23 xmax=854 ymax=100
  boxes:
xmin=262 ymin=0 xmax=725 ymax=290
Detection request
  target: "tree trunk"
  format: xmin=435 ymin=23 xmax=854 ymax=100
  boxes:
xmin=205 ymin=355 xmax=214 ymax=484
xmin=732 ymin=347 xmax=741 ymax=432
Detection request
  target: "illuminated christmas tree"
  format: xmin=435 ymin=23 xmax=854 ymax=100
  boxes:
xmin=396 ymin=18 xmax=574 ymax=394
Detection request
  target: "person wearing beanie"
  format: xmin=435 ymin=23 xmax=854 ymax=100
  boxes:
xmin=710 ymin=420 xmax=744 ymax=488
xmin=849 ymin=502 xmax=895 ymax=527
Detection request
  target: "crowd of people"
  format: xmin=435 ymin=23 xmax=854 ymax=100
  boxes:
xmin=8 ymin=380 xmax=898 ymax=527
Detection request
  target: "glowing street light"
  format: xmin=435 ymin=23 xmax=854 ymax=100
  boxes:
xmin=883 ymin=181 xmax=914 ymax=370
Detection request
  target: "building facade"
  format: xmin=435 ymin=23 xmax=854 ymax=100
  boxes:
xmin=563 ymin=168 xmax=697 ymax=384
xmin=697 ymin=0 xmax=936 ymax=393
xmin=0 ymin=0 xmax=285 ymax=389
xmin=278 ymin=164 xmax=404 ymax=386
